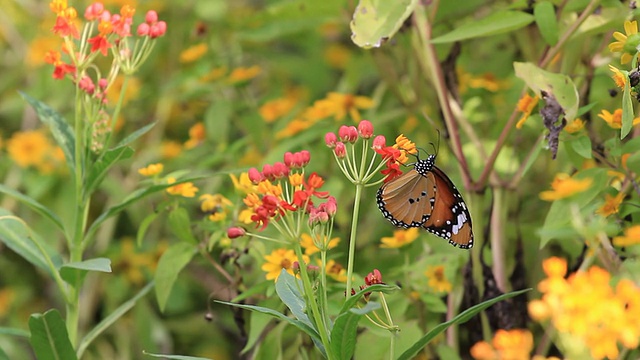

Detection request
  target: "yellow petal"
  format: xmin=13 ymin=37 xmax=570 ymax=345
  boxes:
xmin=625 ymin=20 xmax=638 ymax=36
xmin=622 ymin=53 xmax=633 ymax=64
xmin=613 ymin=31 xmax=628 ymax=42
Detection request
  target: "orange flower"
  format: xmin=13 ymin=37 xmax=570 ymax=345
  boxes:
xmin=598 ymin=108 xmax=640 ymax=129
xmin=609 ymin=65 xmax=626 ymax=89
xmin=166 ymin=177 xmax=198 ymax=197
xmin=179 ymin=43 xmax=208 ymax=63
xmin=516 ymin=93 xmax=539 ymax=129
xmin=227 ymin=65 xmax=261 ymax=83
xmin=184 ymin=122 xmax=206 ymax=149
xmin=613 ymin=225 xmax=640 ymax=247
xmin=380 ymin=228 xmax=419 ymax=248
xmin=564 ymin=118 xmax=585 ymax=133
xmin=596 ymin=192 xmax=625 ymax=217
xmin=138 ymin=163 xmax=164 ymax=177
xmin=539 ymin=173 xmax=592 ymax=201
xmin=425 ymin=265 xmax=452 ymax=293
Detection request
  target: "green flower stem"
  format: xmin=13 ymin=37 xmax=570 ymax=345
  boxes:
xmin=320 ymin=249 xmax=330 ymax=326
xmin=293 ymin=244 xmax=334 ymax=360
xmin=379 ymin=293 xmax=398 ymax=359
xmin=345 ymin=183 xmax=364 ymax=299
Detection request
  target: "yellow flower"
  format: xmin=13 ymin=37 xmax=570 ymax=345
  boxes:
xmin=596 ymin=192 xmax=625 ymax=217
xmin=323 ymin=43 xmax=351 ymax=69
xmin=184 ymin=122 xmax=206 ymax=149
xmin=425 ymin=265 xmax=452 ymax=293
xmin=613 ymin=225 xmax=640 ymax=246
xmin=230 ymin=172 xmax=256 ymax=194
xmin=469 ymin=340 xmax=496 ymax=360
xmin=227 ymin=65 xmax=261 ymax=84
xmin=609 ymin=64 xmax=627 ymax=89
xmin=457 ymin=67 xmax=509 ymax=94
xmin=314 ymin=92 xmax=374 ymax=122
xmin=261 ymin=248 xmax=310 ymax=281
xmin=539 ymin=173 xmax=592 ymax=201
xmin=608 ymin=20 xmax=640 ymax=64
xmin=275 ymin=118 xmax=313 ymax=139
xmin=199 ymin=194 xmax=233 ymax=221
xmin=289 ymin=173 xmax=303 ymax=188
xmin=300 ymin=233 xmax=340 ymax=255
xmin=380 ymin=228 xmax=419 ymax=248
xmin=492 ymin=329 xmax=534 ymax=360
xmin=238 ymin=208 xmax=254 ymax=224
xmin=598 ymin=108 xmax=640 ymax=129
xmin=161 ymin=140 xmax=182 ymax=159
xmin=199 ymin=66 xmax=228 ymax=82
xmin=166 ymin=177 xmax=198 ymax=198
xmin=564 ymin=118 xmax=585 ymax=133
xmin=325 ymin=259 xmax=347 ymax=282
xmin=515 ymin=93 xmax=539 ymax=129
xmin=7 ymin=130 xmax=51 ymax=168
xmin=138 ymin=163 xmax=164 ymax=177
xmin=112 ymin=238 xmax=156 ymax=285
xmin=259 ymin=96 xmax=297 ymax=123
xmin=179 ymin=43 xmax=208 ymax=63
xmin=256 ymin=180 xmax=282 ymax=197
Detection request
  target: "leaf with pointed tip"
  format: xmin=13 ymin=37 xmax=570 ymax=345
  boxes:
xmin=350 ymin=0 xmax=419 ymax=49
xmin=154 ymin=243 xmax=196 ymax=312
xmin=60 ymin=257 xmax=112 ymax=286
xmin=85 ymin=146 xmax=134 ymax=197
xmin=0 ymin=184 xmax=65 ymax=232
xmin=116 ymin=122 xmax=155 ymax=147
xmin=431 ymin=11 xmax=534 ymax=44
xmin=29 ymin=309 xmax=78 ymax=360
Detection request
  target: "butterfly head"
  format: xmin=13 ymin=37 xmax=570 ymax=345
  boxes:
xmin=413 ymin=154 xmax=436 ymax=176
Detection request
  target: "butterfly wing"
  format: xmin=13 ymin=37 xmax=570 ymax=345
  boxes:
xmin=377 ymin=169 xmax=436 ymax=228
xmin=422 ymin=166 xmax=473 ymax=248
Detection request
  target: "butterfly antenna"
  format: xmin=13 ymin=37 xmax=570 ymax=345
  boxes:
xmin=431 ymin=130 xmax=441 ymax=157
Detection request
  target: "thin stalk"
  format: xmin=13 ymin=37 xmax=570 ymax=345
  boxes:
xmin=293 ymin=244 xmax=334 ymax=360
xmin=379 ymin=293 xmax=398 ymax=359
xmin=345 ymin=183 xmax=364 ymax=299
xmin=490 ymin=188 xmax=507 ymax=292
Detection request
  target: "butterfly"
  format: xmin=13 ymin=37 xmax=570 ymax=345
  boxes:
xmin=376 ymin=151 xmax=474 ymax=249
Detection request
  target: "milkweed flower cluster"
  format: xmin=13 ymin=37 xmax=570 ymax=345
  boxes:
xmin=528 ymin=257 xmax=640 ymax=359
xmin=470 ymin=329 xmax=537 ymax=360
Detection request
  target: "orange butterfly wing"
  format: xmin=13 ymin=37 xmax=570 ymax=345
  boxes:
xmin=377 ymin=169 xmax=436 ymax=228
xmin=422 ymin=166 xmax=473 ymax=249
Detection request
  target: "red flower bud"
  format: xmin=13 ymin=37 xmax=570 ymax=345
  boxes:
xmin=358 ymin=120 xmax=374 ymax=139
xmin=145 ymin=10 xmax=159 ymax=24
xmin=262 ymin=164 xmax=275 ymax=181
xmin=137 ymin=23 xmax=150 ymax=36
xmin=283 ymin=152 xmax=294 ymax=167
xmin=372 ymin=135 xmax=386 ymax=150
xmin=325 ymin=132 xmax=338 ymax=148
xmin=227 ymin=227 xmax=246 ymax=239
xmin=248 ymin=167 xmax=263 ymax=184
xmin=334 ymin=142 xmax=346 ymax=158
xmin=338 ymin=125 xmax=358 ymax=143
xmin=365 ymin=269 xmax=383 ymax=285
xmin=272 ymin=162 xmax=289 ymax=179
xmin=299 ymin=150 xmax=310 ymax=166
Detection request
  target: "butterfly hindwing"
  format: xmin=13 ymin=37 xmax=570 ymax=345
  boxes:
xmin=422 ymin=166 xmax=473 ymax=249
xmin=377 ymin=169 xmax=436 ymax=228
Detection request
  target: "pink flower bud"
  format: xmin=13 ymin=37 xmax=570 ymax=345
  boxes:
xmin=358 ymin=120 xmax=374 ymax=139
xmin=338 ymin=125 xmax=358 ymax=143
xmin=98 ymin=78 xmax=108 ymax=89
xmin=150 ymin=21 xmax=167 ymax=38
xmin=145 ymin=10 xmax=158 ymax=24
xmin=299 ymin=150 xmax=310 ymax=166
xmin=262 ymin=164 xmax=275 ymax=181
xmin=334 ymin=142 xmax=346 ymax=158
xmin=248 ymin=167 xmax=263 ymax=184
xmin=372 ymin=135 xmax=386 ymax=150
xmin=325 ymin=132 xmax=338 ymax=148
xmin=137 ymin=23 xmax=150 ymax=36
xmin=323 ymin=196 xmax=337 ymax=216
xmin=365 ymin=269 xmax=383 ymax=285
xmin=283 ymin=152 xmax=294 ymax=167
xmin=78 ymin=76 xmax=95 ymax=95
xmin=84 ymin=2 xmax=104 ymax=20
xmin=272 ymin=162 xmax=289 ymax=179
xmin=227 ymin=227 xmax=246 ymax=239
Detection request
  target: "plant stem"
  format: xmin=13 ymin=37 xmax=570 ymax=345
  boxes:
xmin=345 ymin=183 xmax=364 ymax=299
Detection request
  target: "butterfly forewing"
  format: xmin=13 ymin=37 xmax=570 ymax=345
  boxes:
xmin=377 ymin=169 xmax=436 ymax=228
xmin=422 ymin=166 xmax=473 ymax=249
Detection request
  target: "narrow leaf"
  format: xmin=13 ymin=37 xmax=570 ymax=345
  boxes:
xmin=0 ymin=327 xmax=30 ymax=337
xmin=534 ymin=1 xmax=559 ymax=46
xmin=137 ymin=212 xmax=159 ymax=246
xmin=0 ymin=184 xmax=65 ymax=232
xmin=154 ymin=243 xmax=196 ymax=312
xmin=169 ymin=207 xmax=197 ymax=244
xmin=350 ymin=0 xmax=419 ymax=49
xmin=29 ymin=309 xmax=78 ymax=360
xmin=78 ymin=282 xmax=154 ymax=358
xmin=397 ymin=289 xmax=531 ymax=360
xmin=143 ymin=352 xmax=212 ymax=360
xmin=330 ymin=302 xmax=379 ymax=360
xmin=60 ymin=258 xmax=112 ymax=285
xmin=622 ymin=72 xmax=634 ymax=139
xmin=85 ymin=146 xmax=134 ymax=196
xmin=19 ymin=92 xmax=75 ymax=172
xmin=431 ymin=11 xmax=534 ymax=44
xmin=116 ymin=122 xmax=155 ymax=148
xmin=275 ymin=270 xmax=314 ymax=329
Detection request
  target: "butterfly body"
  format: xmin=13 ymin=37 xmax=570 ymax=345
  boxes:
xmin=377 ymin=154 xmax=474 ymax=249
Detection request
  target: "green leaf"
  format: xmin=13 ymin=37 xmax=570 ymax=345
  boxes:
xmin=338 ymin=283 xmax=400 ymax=316
xmin=514 ymin=62 xmax=579 ymax=120
xmin=241 ymin=297 xmax=280 ymax=354
xmin=0 ymin=327 xmax=30 ymax=337
xmin=0 ymin=346 xmax=8 ymax=360
xmin=397 ymin=289 xmax=531 ymax=360
xmin=569 ymin=135 xmax=593 ymax=159
xmin=0 ymin=184 xmax=65 ymax=232
xmin=59 ymin=257 xmax=112 ymax=285
xmin=29 ymin=309 xmax=78 ymax=360
xmin=350 ymin=0 xmax=419 ymax=48
xmin=78 ymin=282 xmax=154 ymax=358
xmin=84 ymin=146 xmax=135 ymax=197
xmin=0 ymin=209 xmax=61 ymax=276
xmin=154 ymin=243 xmax=196 ymax=312
xmin=137 ymin=212 xmax=159 ymax=247
xmin=349 ymin=301 xmax=381 ymax=315
xmin=214 ymin=300 xmax=322 ymax=346
xmin=431 ymin=11 xmax=534 ymax=44
xmin=330 ymin=310 xmax=360 ymax=360
xmin=86 ymin=176 xmax=206 ymax=239
xmin=622 ymin=70 xmax=634 ymax=139
xmin=115 ymin=122 xmax=155 ymax=148
xmin=142 ymin=351 xmax=212 ymax=360
xmin=169 ymin=207 xmax=197 ymax=244
xmin=274 ymin=270 xmax=315 ymax=330
xmin=19 ymin=92 xmax=75 ymax=172
xmin=534 ymin=1 xmax=559 ymax=46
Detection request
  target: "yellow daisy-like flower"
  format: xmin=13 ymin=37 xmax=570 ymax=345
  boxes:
xmin=598 ymin=108 xmax=640 ymax=129
xmin=380 ymin=228 xmax=420 ymax=248
xmin=596 ymin=192 xmax=625 ymax=217
xmin=230 ymin=172 xmax=256 ymax=194
xmin=199 ymin=193 xmax=233 ymax=222
xmin=161 ymin=140 xmax=182 ymax=159
xmin=259 ymin=96 xmax=297 ymax=123
xmin=613 ymin=225 xmax=640 ymax=247
xmin=138 ymin=163 xmax=164 ymax=177
xmin=199 ymin=66 xmax=228 ymax=83
xmin=609 ymin=64 xmax=627 ymax=89
xmin=275 ymin=119 xmax=313 ymax=139
xmin=179 ymin=43 xmax=208 ymax=63
xmin=539 ymin=173 xmax=592 ymax=201
xmin=227 ymin=65 xmax=261 ymax=84
xmin=300 ymin=233 xmax=340 ymax=255
xmin=325 ymin=259 xmax=348 ymax=282
xmin=564 ymin=118 xmax=585 ymax=133
xmin=184 ymin=122 xmax=206 ymax=149
xmin=608 ymin=20 xmax=640 ymax=64
xmin=515 ymin=93 xmax=540 ymax=129
xmin=166 ymin=177 xmax=199 ymax=198
xmin=314 ymin=92 xmax=374 ymax=122
xmin=7 ymin=130 xmax=51 ymax=168
xmin=425 ymin=265 xmax=452 ymax=293
xmin=492 ymin=329 xmax=534 ymax=360
xmin=261 ymin=248 xmax=310 ymax=281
